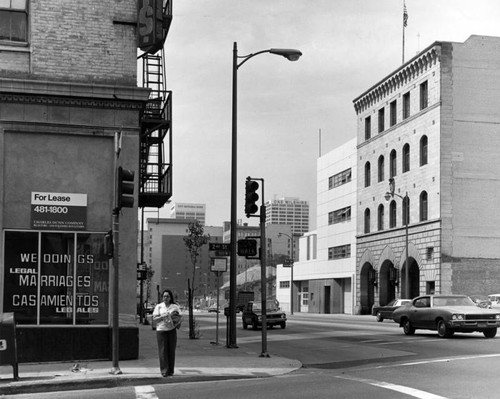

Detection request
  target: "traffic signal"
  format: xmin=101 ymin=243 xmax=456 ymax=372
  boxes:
xmin=237 ymin=239 xmax=258 ymax=257
xmin=117 ymin=166 xmax=135 ymax=210
xmin=245 ymin=178 xmax=259 ymax=217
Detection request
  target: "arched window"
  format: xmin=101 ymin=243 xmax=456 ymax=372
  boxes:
xmin=390 ymin=150 xmax=397 ymax=178
xmin=364 ymin=208 xmax=371 ymax=234
xmin=420 ymin=135 xmax=428 ymax=166
xmin=378 ymin=155 xmax=385 ymax=183
xmin=377 ymin=204 xmax=384 ymax=231
xmin=402 ymin=196 xmax=410 ymax=225
xmin=389 ymin=200 xmax=397 ymax=228
xmin=402 ymin=143 xmax=410 ymax=173
xmin=420 ymin=191 xmax=428 ymax=221
xmin=364 ymin=162 xmax=371 ymax=187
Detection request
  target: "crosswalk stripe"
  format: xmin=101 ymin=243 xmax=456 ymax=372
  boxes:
xmin=135 ymin=385 xmax=159 ymax=399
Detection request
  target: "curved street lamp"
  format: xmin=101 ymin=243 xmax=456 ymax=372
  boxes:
xmin=385 ymin=178 xmax=410 ymax=299
xmin=228 ymin=42 xmax=302 ymax=349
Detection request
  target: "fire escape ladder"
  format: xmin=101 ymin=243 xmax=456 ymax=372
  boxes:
xmin=139 ymin=39 xmax=173 ymax=207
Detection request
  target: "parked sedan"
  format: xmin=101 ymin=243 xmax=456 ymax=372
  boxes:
xmin=392 ymin=295 xmax=500 ymax=338
xmin=372 ymin=299 xmax=411 ymax=322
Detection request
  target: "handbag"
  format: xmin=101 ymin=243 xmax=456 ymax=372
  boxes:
xmin=171 ymin=311 xmax=183 ymax=329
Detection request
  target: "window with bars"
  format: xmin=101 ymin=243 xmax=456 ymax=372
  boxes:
xmin=0 ymin=0 xmax=28 ymax=43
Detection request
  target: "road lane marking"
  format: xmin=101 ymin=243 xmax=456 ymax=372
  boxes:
xmin=135 ymin=385 xmax=159 ymax=399
xmin=394 ymin=353 xmax=500 ymax=367
xmin=336 ymin=375 xmax=449 ymax=399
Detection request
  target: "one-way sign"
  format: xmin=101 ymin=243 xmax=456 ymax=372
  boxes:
xmin=209 ymin=243 xmax=230 ymax=251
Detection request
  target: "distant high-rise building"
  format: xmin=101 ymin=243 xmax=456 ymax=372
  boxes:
xmin=265 ymin=197 xmax=309 ymax=235
xmin=170 ymin=202 xmax=206 ymax=225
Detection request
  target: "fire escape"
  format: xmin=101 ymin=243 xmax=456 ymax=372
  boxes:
xmin=138 ymin=0 xmax=173 ymax=209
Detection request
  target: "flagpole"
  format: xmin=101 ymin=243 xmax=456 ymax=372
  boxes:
xmin=402 ymin=1 xmax=407 ymax=64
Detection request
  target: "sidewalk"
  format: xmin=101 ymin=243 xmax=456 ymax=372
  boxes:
xmin=0 ymin=321 xmax=301 ymax=396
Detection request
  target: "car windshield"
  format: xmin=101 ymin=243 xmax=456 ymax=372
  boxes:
xmin=252 ymin=302 xmax=279 ymax=312
xmin=433 ymin=296 xmax=476 ymax=307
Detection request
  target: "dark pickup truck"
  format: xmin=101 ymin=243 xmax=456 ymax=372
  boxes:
xmin=242 ymin=301 xmax=287 ymax=330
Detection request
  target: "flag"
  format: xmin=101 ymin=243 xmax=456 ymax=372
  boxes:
xmin=403 ymin=3 xmax=408 ymax=27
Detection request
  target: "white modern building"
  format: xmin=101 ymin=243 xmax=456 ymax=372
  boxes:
xmin=265 ymin=197 xmax=309 ymax=235
xmin=277 ymin=138 xmax=357 ymax=314
xmin=170 ymin=202 xmax=206 ymax=225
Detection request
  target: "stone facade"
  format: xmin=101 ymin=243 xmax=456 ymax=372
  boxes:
xmin=353 ymin=36 xmax=500 ymax=314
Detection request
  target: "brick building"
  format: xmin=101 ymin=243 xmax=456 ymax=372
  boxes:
xmin=353 ymin=36 xmax=500 ymax=314
xmin=1 ymin=1 xmax=172 ymax=361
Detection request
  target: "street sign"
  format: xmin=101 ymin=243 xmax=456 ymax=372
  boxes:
xmin=215 ymin=250 xmax=231 ymax=257
xmin=237 ymin=239 xmax=257 ymax=256
xmin=283 ymin=258 xmax=294 ymax=267
xmin=211 ymin=257 xmax=228 ymax=272
xmin=209 ymin=243 xmax=230 ymax=251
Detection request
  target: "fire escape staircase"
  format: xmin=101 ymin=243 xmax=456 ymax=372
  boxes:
xmin=138 ymin=0 xmax=173 ymax=209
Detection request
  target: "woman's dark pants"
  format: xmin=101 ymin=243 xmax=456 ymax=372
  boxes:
xmin=156 ymin=329 xmax=177 ymax=376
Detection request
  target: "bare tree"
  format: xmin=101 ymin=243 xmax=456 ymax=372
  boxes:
xmin=183 ymin=221 xmax=210 ymax=339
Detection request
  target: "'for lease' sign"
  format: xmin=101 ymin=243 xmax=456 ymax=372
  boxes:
xmin=31 ymin=192 xmax=87 ymax=230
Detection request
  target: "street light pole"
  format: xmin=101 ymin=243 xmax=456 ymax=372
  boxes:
xmin=229 ymin=42 xmax=302 ymax=348
xmin=385 ymin=178 xmax=410 ymax=298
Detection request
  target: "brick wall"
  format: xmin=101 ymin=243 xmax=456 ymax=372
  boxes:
xmin=1 ymin=0 xmax=138 ymax=85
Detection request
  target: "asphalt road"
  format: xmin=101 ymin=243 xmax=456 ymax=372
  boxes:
xmin=11 ymin=312 xmax=500 ymax=399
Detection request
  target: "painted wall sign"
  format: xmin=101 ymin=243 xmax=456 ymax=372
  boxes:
xmin=3 ymin=231 xmax=109 ymax=325
xmin=31 ymin=192 xmax=87 ymax=230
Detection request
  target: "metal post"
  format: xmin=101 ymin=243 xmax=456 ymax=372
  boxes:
xmin=260 ymin=180 xmax=269 ymax=357
xmin=405 ymin=192 xmax=409 ymax=298
xmin=228 ymin=41 xmax=238 ymax=348
xmin=290 ymin=236 xmax=294 ymax=315
xmin=110 ymin=132 xmax=122 ymax=375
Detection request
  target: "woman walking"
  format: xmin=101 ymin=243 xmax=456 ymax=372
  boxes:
xmin=152 ymin=289 xmax=181 ymax=377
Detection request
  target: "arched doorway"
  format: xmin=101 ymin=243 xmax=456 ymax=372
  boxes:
xmin=401 ymin=257 xmax=419 ymax=299
xmin=360 ymin=262 xmax=375 ymax=314
xmin=379 ymin=260 xmax=397 ymax=306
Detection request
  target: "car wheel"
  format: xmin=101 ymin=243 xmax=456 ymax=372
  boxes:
xmin=252 ymin=321 xmax=258 ymax=330
xmin=402 ymin=319 xmax=415 ymax=335
xmin=376 ymin=312 xmax=384 ymax=322
xmin=483 ymin=328 xmax=497 ymax=338
xmin=281 ymin=322 xmax=286 ymax=329
xmin=437 ymin=319 xmax=454 ymax=338
xmin=242 ymin=320 xmax=248 ymax=330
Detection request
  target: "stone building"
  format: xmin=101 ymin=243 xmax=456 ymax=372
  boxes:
xmin=353 ymin=35 xmax=500 ymax=314
xmin=1 ymin=1 xmax=172 ymax=361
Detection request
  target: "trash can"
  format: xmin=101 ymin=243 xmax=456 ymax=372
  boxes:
xmin=0 ymin=313 xmax=19 ymax=380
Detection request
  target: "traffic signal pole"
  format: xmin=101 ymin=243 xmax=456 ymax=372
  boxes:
xmin=110 ymin=132 xmax=122 ymax=375
xmin=259 ymin=179 xmax=269 ymax=357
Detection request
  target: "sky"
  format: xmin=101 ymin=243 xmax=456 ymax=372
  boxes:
xmin=157 ymin=0 xmax=500 ymax=228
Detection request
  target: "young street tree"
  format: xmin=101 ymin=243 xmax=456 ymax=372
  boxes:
xmin=183 ymin=221 xmax=210 ymax=339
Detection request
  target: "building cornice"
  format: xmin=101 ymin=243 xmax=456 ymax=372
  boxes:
xmin=353 ymin=41 xmax=442 ymax=114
